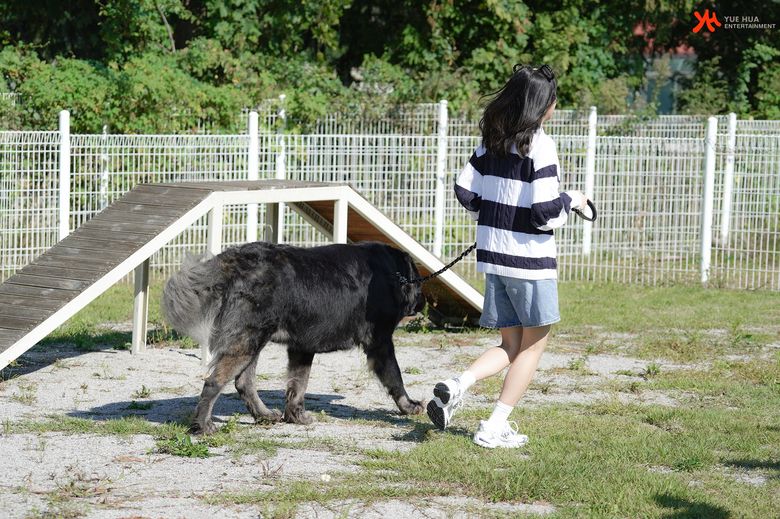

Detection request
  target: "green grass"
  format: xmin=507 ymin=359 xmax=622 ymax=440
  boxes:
xmin=359 ymin=396 xmax=779 ymax=518
xmin=3 ymin=414 xmax=188 ymax=438
xmin=35 ymin=281 xmax=197 ymax=351
xmin=556 ymin=281 xmax=780 ymax=335
xmin=156 ymin=433 xmax=210 ymax=458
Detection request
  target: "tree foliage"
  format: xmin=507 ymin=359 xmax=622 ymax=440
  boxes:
xmin=0 ymin=0 xmax=777 ymax=132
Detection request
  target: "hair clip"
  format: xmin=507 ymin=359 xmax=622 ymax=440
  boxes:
xmin=538 ymin=64 xmax=555 ymax=80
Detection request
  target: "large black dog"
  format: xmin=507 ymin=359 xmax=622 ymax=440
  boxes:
xmin=161 ymin=241 xmax=426 ymax=434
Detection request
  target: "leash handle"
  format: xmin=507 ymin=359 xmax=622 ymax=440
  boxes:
xmin=572 ymin=199 xmax=597 ymax=222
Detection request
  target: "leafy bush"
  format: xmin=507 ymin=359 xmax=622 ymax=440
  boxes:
xmin=17 ymin=57 xmax=114 ymax=132
xmin=112 ymin=52 xmax=247 ymax=133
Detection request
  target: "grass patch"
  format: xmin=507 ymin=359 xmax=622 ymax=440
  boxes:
xmin=557 ymin=282 xmax=780 ymax=335
xmin=126 ymin=401 xmax=154 ymax=411
xmin=36 ymin=281 xmax=195 ymax=350
xmin=205 ymin=477 xmax=445 ymax=515
xmin=132 ymin=385 xmax=152 ymax=399
xmin=3 ymin=414 xmax=188 ymax=439
xmin=10 ymin=381 xmax=37 ymax=405
xmin=156 ymin=432 xmax=210 ymax=458
xmin=360 ymin=398 xmax=779 ymax=517
xmin=352 ymin=353 xmax=779 ymax=517
xmin=643 ymin=352 xmax=780 ymax=407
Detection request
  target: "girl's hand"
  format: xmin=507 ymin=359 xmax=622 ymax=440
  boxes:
xmin=566 ymin=190 xmax=588 ymax=210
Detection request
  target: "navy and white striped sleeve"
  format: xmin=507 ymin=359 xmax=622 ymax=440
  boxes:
xmin=529 ymin=138 xmax=580 ymax=231
xmin=454 ymin=147 xmax=483 ymax=221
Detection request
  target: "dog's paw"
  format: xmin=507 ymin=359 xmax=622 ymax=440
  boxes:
xmin=190 ymin=420 xmax=218 ymax=436
xmin=283 ymin=409 xmax=314 ymax=425
xmin=398 ymin=397 xmax=425 ymax=415
xmin=255 ymin=409 xmax=283 ymax=424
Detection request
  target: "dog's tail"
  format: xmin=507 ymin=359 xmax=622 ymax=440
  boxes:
xmin=161 ymin=251 xmax=225 ymax=350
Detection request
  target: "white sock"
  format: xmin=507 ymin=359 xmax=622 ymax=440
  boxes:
xmin=485 ymin=401 xmax=513 ymax=430
xmin=456 ymin=371 xmax=476 ymax=391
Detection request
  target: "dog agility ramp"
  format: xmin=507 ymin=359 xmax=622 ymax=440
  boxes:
xmin=0 ymin=180 xmax=483 ymax=371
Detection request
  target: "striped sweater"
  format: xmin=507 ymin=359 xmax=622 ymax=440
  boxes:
xmin=454 ymin=127 xmax=583 ymax=280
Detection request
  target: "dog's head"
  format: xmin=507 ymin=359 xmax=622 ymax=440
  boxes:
xmin=390 ymin=248 xmax=426 ymax=316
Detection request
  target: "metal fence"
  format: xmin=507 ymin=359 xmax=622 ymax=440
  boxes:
xmin=1 ymin=105 xmax=778 ymax=290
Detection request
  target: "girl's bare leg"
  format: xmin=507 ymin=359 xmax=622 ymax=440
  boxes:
xmin=463 ymin=327 xmax=524 ymax=380
xmin=497 ymin=325 xmax=551 ymax=406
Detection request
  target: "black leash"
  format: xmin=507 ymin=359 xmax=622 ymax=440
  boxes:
xmin=397 ymin=200 xmax=597 ymax=286
xmin=395 ymin=242 xmax=477 ymax=286
xmin=572 ymin=199 xmax=598 ymax=222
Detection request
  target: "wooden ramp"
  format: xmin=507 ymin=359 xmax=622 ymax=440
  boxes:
xmin=0 ymin=180 xmax=483 ymax=370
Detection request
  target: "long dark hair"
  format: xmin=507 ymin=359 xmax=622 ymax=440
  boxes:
xmin=479 ymin=64 xmax=557 ymax=157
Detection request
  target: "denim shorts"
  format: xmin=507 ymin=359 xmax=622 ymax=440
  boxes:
xmin=479 ymin=274 xmax=561 ymax=329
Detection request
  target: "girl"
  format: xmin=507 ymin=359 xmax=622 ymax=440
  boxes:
xmin=426 ymin=64 xmax=588 ymax=449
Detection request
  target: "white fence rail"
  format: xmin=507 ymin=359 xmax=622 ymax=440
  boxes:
xmin=1 ymin=107 xmax=779 ymax=290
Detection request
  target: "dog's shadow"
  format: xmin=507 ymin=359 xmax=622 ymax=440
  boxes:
xmin=69 ymin=389 xmax=426 ymax=432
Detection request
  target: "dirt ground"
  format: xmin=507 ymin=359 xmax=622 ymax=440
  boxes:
xmin=0 ymin=327 xmax=701 ymax=518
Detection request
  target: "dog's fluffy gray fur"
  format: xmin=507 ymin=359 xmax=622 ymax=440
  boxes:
xmin=162 ymin=241 xmax=426 ymax=434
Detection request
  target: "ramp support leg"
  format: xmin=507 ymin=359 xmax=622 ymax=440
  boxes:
xmin=132 ymin=259 xmax=150 ymax=354
xmin=334 ymin=198 xmax=348 ymax=244
xmin=208 ymin=202 xmax=224 ymax=255
xmin=265 ymin=203 xmax=282 ymax=243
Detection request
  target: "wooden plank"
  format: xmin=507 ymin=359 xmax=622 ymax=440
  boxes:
xmin=0 ymin=294 xmax=68 ymax=312
xmin=17 ymin=263 xmax=101 ymax=281
xmin=93 ymin=208 xmax=179 ymax=225
xmin=78 ymin=220 xmax=168 ymax=234
xmin=0 ymin=329 xmax=23 ymax=343
xmin=0 ymin=304 xmax=52 ymax=320
xmin=112 ymin=202 xmax=191 ymax=217
xmin=126 ymin=182 xmax=210 ymax=197
xmin=145 ymin=182 xmax=219 ymax=192
xmin=163 ymin=180 xmax=330 ymax=191
xmin=46 ymin=245 xmax=132 ymax=262
xmin=0 ymin=283 xmax=81 ymax=301
xmin=0 ymin=315 xmax=40 ymax=331
xmin=55 ymin=236 xmax=145 ymax=253
xmin=130 ymin=184 xmax=212 ymax=197
xmin=32 ymin=254 xmax=118 ymax=273
xmin=69 ymin=228 xmax=156 ymax=243
xmin=119 ymin=190 xmax=205 ymax=207
xmin=112 ymin=195 xmax=201 ymax=209
xmin=6 ymin=274 xmax=93 ymax=291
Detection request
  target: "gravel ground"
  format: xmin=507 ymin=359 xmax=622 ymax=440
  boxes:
xmin=0 ymin=329 xmax=697 ymax=518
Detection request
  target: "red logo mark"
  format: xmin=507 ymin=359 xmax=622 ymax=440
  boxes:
xmin=693 ymin=9 xmax=722 ymax=33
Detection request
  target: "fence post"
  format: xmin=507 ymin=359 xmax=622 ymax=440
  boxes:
xmin=719 ymin=112 xmax=737 ymax=244
xmin=273 ymin=94 xmax=287 ymax=243
xmin=433 ymin=99 xmax=448 ymax=258
xmin=58 ymin=110 xmax=71 ymax=241
xmin=99 ymin=125 xmax=109 ymax=209
xmin=700 ymin=116 xmax=717 ymax=284
xmin=582 ymin=106 xmax=597 ymax=256
xmin=247 ymin=111 xmax=259 ymax=242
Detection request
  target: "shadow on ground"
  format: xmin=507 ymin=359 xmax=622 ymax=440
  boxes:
xmin=1 ymin=329 xmax=188 ymax=379
xmin=654 ymin=492 xmax=730 ymax=519
xmin=69 ymin=389 xmax=419 ymax=429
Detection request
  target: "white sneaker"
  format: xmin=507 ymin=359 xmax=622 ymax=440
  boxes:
xmin=473 ymin=420 xmax=529 ymax=449
xmin=426 ymin=378 xmax=465 ymax=430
